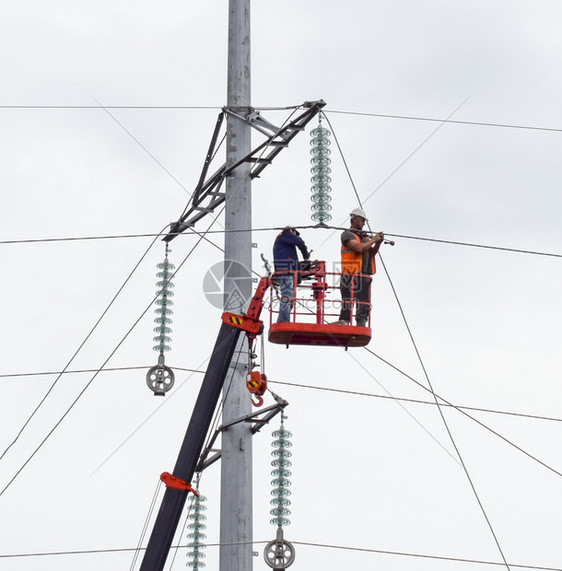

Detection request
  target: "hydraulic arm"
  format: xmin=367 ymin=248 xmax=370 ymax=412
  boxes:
xmin=139 ymin=287 xmax=269 ymax=570
xmin=140 ymin=322 xmax=242 ymax=570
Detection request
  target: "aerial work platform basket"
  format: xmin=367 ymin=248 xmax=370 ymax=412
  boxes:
xmin=267 ymin=261 xmax=372 ymax=348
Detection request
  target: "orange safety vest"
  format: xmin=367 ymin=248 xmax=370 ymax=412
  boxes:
xmin=341 ymin=232 xmax=376 ymax=275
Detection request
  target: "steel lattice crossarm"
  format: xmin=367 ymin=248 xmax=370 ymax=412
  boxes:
xmin=164 ymin=99 xmax=326 ymax=242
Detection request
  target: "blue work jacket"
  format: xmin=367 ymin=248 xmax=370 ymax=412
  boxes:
xmin=273 ymin=230 xmax=309 ymax=273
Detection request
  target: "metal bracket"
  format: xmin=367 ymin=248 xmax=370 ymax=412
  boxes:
xmin=195 ymin=395 xmax=288 ymax=472
xmin=164 ymin=100 xmax=326 ymax=242
xmin=225 ymin=108 xmax=284 ymax=138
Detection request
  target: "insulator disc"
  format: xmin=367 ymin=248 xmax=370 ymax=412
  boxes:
xmin=310 ymin=147 xmax=331 ymax=158
xmin=271 ymin=459 xmax=292 ymax=468
xmin=310 ymin=157 xmax=330 ymax=167
xmin=155 ymin=290 xmax=175 ymax=298
xmin=310 ymin=165 xmax=332 ymax=175
xmin=153 ymin=326 xmax=172 ymax=334
xmin=310 ymin=174 xmax=332 ymax=184
xmin=270 ymin=496 xmax=291 ymax=506
xmin=311 ymin=187 xmax=333 ymax=199
xmin=155 ymin=307 xmax=173 ymax=315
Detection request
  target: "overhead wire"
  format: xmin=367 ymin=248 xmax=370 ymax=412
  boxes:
xmin=1 ymin=228 xmax=560 ymax=259
xmin=311 ymin=94 xmax=474 ymax=259
xmin=3 ymin=363 xmax=559 ymax=424
xmin=167 ymin=471 xmax=200 ymax=571
xmin=175 ymin=103 xmax=302 ymax=241
xmin=92 ymin=170 xmax=271 ymax=475
xmin=7 ymin=94 xmax=552 ymax=496
xmin=267 ymin=380 xmax=562 ymax=424
xmin=4 ymin=97 xmax=558 ymax=565
xmin=307 ymin=107 xmax=472 ymax=465
xmin=365 ymin=346 xmax=562 ymax=478
xmin=379 ymin=253 xmax=511 ymax=569
xmin=310 ymin=107 xmax=562 ymax=477
xmin=129 ymin=477 xmax=162 ymax=571
xmin=0 ymin=224 xmax=168 ymax=462
xmin=92 ymin=170 xmax=277 ymax=476
xmin=321 ymin=112 xmax=363 ymax=208
xmin=0 ymin=365 xmax=205 ymax=379
xmin=1 ymin=153 xmax=249 ymax=483
xmin=0 ymin=104 xmax=300 ymax=111
xmin=93 ymin=97 xmax=194 ymax=198
xmin=2 ymin=540 xmax=562 ymax=571
xmin=324 ymin=110 xmax=510 ymax=567
xmin=91 ymin=354 xmax=213 ymax=476
xmin=361 ymin=94 xmax=473 ymax=203
xmin=328 ymin=108 xmax=562 ymax=134
xmin=0 ymin=213 xmax=224 ymax=498
xmin=290 ymin=541 xmax=561 ymax=571
xmin=2 ymin=103 xmax=562 ymax=134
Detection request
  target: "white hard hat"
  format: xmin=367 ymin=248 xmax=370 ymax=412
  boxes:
xmin=349 ymin=207 xmax=368 ymax=221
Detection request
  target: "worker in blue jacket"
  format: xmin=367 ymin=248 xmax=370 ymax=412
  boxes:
xmin=273 ymin=226 xmax=310 ymax=322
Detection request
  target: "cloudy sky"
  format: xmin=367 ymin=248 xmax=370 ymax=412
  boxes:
xmin=1 ymin=0 xmax=561 ymax=570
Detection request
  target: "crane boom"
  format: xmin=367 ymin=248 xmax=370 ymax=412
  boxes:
xmin=140 ymin=321 xmax=243 ymax=570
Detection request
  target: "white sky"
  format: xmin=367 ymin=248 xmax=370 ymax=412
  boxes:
xmin=1 ymin=0 xmax=561 ymax=570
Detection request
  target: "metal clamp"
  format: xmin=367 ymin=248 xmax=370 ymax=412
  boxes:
xmin=264 ymin=527 xmax=295 ymax=569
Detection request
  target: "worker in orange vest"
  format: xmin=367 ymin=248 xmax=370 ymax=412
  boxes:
xmin=334 ymin=208 xmax=384 ymax=327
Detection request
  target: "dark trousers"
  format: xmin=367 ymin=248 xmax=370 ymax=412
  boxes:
xmin=339 ymin=274 xmax=371 ymax=324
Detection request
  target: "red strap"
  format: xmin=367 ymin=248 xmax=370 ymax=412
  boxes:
xmin=160 ymin=472 xmax=199 ymax=495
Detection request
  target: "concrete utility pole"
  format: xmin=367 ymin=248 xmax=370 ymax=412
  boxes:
xmin=220 ymin=0 xmax=253 ymax=570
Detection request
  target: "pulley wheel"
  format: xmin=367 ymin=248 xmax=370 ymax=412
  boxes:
xmin=263 ymin=538 xmax=295 ymax=569
xmin=146 ymin=364 xmax=175 ymax=395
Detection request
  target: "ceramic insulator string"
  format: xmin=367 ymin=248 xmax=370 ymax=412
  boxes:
xmin=153 ymin=254 xmax=175 ymax=353
xmin=309 ymin=119 xmax=333 ymax=223
xmin=186 ymin=494 xmax=207 ymax=569
xmin=270 ymin=425 xmax=292 ymax=527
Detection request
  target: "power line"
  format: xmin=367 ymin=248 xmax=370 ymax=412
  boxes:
xmin=1 ymin=541 xmax=561 ymax=571
xmin=367 ymin=347 xmax=562 ymax=478
xmin=0 ymin=105 xmax=298 ymax=111
xmin=363 ymin=95 xmax=474 ymax=203
xmin=379 ymin=253 xmax=511 ymax=570
xmin=0 ymin=227 xmax=166 ymax=462
xmin=268 ymin=380 xmax=562 ymax=424
xmin=328 ymin=108 xmax=562 ymax=134
xmin=1 ymin=228 xmax=560 ymax=259
xmin=0 ymin=105 xmax=222 ymax=110
xmin=0 ymin=365 xmax=204 ymax=379
xmin=4 ymin=367 xmax=559 ymax=424
xmin=290 ymin=541 xmax=562 ymax=571
xmin=2 ymin=104 xmax=561 ymax=134
xmin=387 ymin=233 xmax=562 ymax=259
xmin=0 ymin=217 xmax=222 ymax=497
xmin=92 ymin=97 xmax=193 ymax=198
